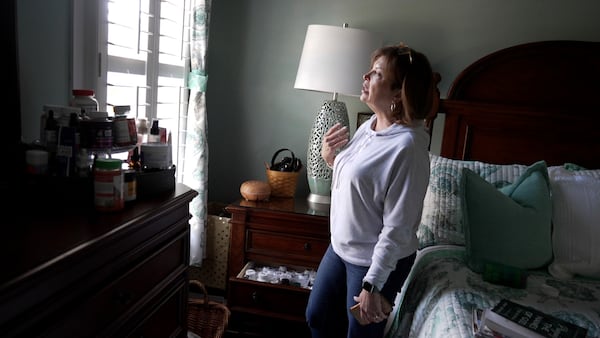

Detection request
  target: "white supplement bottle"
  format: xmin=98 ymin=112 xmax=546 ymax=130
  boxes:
xmin=71 ymin=89 xmax=99 ymax=116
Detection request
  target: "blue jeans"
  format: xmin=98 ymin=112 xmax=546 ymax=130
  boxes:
xmin=306 ymin=245 xmax=416 ymax=338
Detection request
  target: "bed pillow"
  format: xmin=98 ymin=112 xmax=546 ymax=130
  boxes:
xmin=417 ymin=154 xmax=527 ymax=249
xmin=461 ymin=161 xmax=553 ymax=273
xmin=547 ymin=165 xmax=600 ymax=280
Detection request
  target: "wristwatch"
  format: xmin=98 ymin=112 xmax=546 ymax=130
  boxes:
xmin=362 ymin=281 xmax=378 ymax=293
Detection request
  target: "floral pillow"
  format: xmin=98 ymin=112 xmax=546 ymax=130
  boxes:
xmin=417 ymin=154 xmax=527 ymax=249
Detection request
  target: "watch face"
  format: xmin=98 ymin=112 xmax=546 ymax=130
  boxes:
xmin=362 ymin=281 xmax=375 ymax=293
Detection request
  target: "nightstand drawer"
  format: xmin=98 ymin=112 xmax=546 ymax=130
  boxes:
xmin=227 ymin=261 xmax=315 ymax=322
xmin=247 ymin=229 xmax=328 ymax=264
xmin=228 ymin=278 xmax=310 ymax=320
xmin=225 ymin=199 xmax=328 ymax=337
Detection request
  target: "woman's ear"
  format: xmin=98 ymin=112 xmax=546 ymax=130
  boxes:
xmin=393 ymin=88 xmax=403 ymax=102
xmin=390 ymin=89 xmax=403 ymax=112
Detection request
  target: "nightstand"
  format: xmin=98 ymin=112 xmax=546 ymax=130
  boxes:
xmin=225 ymin=198 xmax=330 ymax=338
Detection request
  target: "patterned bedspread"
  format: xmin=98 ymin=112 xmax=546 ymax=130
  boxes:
xmin=384 ymin=246 xmax=600 ymax=338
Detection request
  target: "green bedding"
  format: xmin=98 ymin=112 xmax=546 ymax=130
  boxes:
xmin=385 ymin=246 xmax=600 ymax=338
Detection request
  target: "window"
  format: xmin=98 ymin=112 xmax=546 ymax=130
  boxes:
xmin=72 ymin=0 xmax=192 ymax=176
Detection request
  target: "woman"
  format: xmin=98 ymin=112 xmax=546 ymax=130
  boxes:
xmin=305 ymin=44 xmax=437 ymax=338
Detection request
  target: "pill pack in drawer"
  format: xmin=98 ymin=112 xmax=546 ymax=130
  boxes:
xmin=237 ymin=261 xmax=317 ymax=289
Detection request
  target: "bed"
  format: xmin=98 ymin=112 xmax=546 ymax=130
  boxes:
xmin=384 ymin=40 xmax=600 ymax=338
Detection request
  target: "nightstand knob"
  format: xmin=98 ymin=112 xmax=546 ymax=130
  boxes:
xmin=304 ymin=242 xmax=312 ymax=250
xmin=252 ymin=291 xmax=259 ymax=303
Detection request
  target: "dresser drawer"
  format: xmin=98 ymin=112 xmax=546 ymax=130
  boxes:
xmin=247 ymin=229 xmax=328 ymax=266
xmin=128 ymin=279 xmax=188 ymax=338
xmin=228 ymin=311 xmax=311 ymax=338
xmin=45 ymin=232 xmax=187 ymax=337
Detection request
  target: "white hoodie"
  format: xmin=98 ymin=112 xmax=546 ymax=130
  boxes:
xmin=330 ymin=115 xmax=430 ymax=290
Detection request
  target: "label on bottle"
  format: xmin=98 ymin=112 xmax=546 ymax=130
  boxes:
xmin=81 ymin=119 xmax=113 ymax=149
xmin=94 ymin=159 xmax=124 ymax=211
xmin=113 ymin=117 xmax=136 ymax=146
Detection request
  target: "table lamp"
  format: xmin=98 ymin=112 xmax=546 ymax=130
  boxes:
xmin=294 ymin=23 xmax=380 ymax=204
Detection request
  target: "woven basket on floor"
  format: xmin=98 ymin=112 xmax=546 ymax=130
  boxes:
xmin=188 ymin=280 xmax=230 ymax=338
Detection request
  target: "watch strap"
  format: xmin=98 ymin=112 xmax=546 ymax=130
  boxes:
xmin=362 ymin=281 xmax=378 ymax=293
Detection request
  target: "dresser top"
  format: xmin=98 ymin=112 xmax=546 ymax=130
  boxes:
xmin=228 ymin=197 xmax=330 ymax=218
xmin=1 ymin=183 xmax=197 ymax=291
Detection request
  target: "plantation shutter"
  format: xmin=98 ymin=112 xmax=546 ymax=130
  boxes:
xmin=97 ymin=0 xmax=191 ymax=179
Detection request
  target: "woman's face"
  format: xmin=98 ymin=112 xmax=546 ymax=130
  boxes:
xmin=360 ymin=55 xmax=400 ymax=113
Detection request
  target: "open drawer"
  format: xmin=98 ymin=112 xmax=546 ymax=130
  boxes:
xmin=227 ymin=261 xmax=316 ymax=321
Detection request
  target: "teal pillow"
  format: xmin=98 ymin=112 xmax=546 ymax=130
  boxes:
xmin=462 ymin=161 xmax=553 ymax=273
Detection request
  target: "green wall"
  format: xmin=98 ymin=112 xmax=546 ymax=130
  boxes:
xmin=205 ymin=0 xmax=600 ymax=203
xmin=18 ymin=0 xmax=71 ymax=144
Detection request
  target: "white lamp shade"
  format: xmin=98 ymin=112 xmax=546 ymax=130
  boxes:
xmin=294 ymin=24 xmax=381 ymax=97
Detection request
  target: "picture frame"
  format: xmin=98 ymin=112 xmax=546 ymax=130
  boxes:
xmin=357 ymin=112 xmax=374 ymax=129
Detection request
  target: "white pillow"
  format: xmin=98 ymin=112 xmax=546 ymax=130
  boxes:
xmin=547 ymin=166 xmax=600 ymax=280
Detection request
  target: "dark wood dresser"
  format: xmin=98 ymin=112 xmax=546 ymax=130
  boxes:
xmin=0 ymin=182 xmax=197 ymax=337
xmin=225 ymin=198 xmax=330 ymax=338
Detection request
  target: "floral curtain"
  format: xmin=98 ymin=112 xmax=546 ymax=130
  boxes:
xmin=184 ymin=0 xmax=211 ymax=267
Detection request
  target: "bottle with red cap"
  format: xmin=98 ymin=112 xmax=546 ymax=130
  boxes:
xmin=70 ymin=89 xmax=99 ymax=116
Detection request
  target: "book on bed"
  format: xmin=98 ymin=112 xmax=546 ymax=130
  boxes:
xmin=473 ymin=307 xmax=509 ymax=338
xmin=480 ymin=299 xmax=588 ymax=338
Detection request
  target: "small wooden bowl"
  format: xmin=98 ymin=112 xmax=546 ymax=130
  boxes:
xmin=240 ymin=180 xmax=271 ymax=201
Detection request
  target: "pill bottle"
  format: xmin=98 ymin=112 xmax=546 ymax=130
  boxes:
xmin=136 ymin=118 xmax=149 ymax=145
xmin=244 ymin=269 xmax=257 ymax=280
xmin=71 ymin=89 xmax=99 ymax=116
xmin=75 ymin=148 xmax=93 ymax=177
xmin=123 ymin=169 xmax=137 ymax=202
xmin=80 ymin=118 xmax=113 ymax=149
xmin=112 ymin=105 xmax=137 ymax=146
xmin=94 ymin=158 xmax=124 ymax=212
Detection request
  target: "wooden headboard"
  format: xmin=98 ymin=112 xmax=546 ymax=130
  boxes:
xmin=439 ymin=40 xmax=600 ymax=169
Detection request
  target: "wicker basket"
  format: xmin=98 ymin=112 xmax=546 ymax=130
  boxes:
xmin=188 ymin=280 xmax=230 ymax=338
xmin=266 ymin=169 xmax=299 ymax=197
xmin=266 ymin=148 xmax=301 ymax=198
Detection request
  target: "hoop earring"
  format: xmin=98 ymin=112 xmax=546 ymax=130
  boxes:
xmin=390 ymin=101 xmax=396 ymax=112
